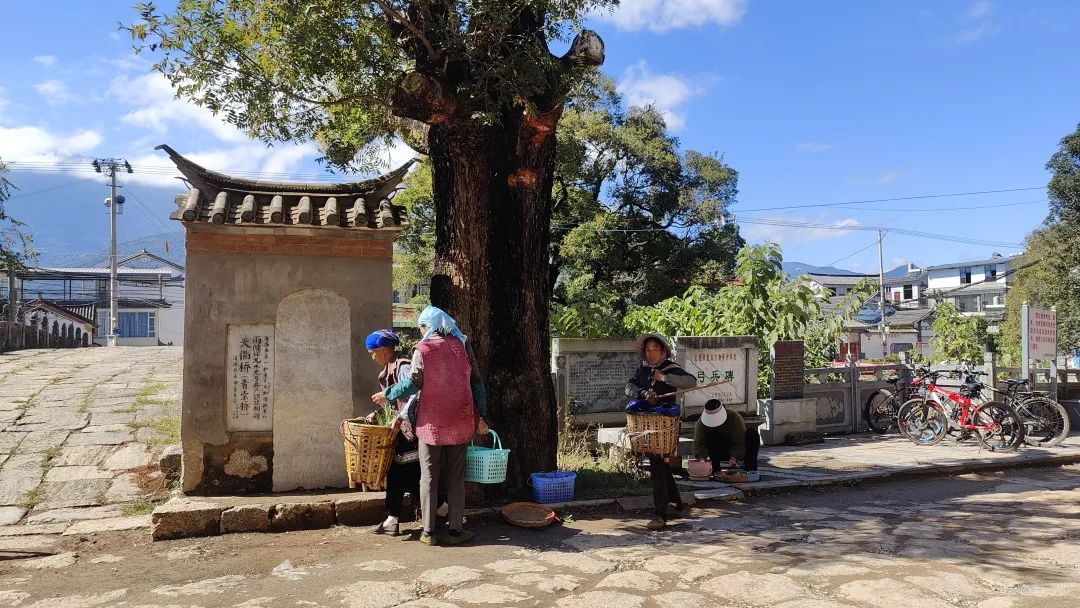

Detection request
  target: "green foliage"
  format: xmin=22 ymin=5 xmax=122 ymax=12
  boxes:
xmin=392 ymin=160 xmax=435 ymax=299
xmin=0 ymin=159 xmax=34 ymax=272
xmin=931 ymin=301 xmax=988 ymax=365
xmin=1046 ymin=122 xmax=1080 ymax=226
xmin=625 ymin=244 xmax=871 ymax=397
xmin=1002 ymin=123 xmax=1080 ymax=358
xmin=129 ymin=0 xmax=616 ymax=169
xmin=550 ymin=76 xmax=743 ymax=335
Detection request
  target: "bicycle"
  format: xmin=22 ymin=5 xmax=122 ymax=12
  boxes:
xmin=896 ymin=368 xmax=1024 ymax=451
xmin=864 ymin=370 xmax=924 ymax=434
xmin=981 ymin=376 xmax=1070 ymax=447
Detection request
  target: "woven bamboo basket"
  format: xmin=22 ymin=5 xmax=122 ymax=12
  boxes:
xmin=625 ymin=413 xmax=680 ymax=457
xmin=340 ymin=418 xmax=398 ymax=491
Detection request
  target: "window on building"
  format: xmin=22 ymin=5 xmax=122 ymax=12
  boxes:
xmin=960 ymin=267 xmax=972 ymax=284
xmin=117 ymin=312 xmax=156 ymax=338
xmin=890 ymin=343 xmax=913 ymax=354
xmin=96 ymin=311 xmax=109 ymax=337
xmin=984 ymin=265 xmax=997 ymax=281
xmin=903 ymin=284 xmax=913 ymax=301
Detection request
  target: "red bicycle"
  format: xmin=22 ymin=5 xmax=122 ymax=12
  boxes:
xmin=896 ymin=368 xmax=1024 ymax=451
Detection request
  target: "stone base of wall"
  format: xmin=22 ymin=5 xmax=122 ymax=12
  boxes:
xmin=152 ymin=493 xmax=384 ymax=541
xmin=757 ymin=398 xmax=818 ymax=446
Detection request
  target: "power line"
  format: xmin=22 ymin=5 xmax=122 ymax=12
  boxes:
xmin=824 ymin=238 xmax=882 ymax=267
xmin=733 ymin=186 xmax=1046 ymax=213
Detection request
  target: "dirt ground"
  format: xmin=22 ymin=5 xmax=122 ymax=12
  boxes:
xmin=2 ymin=464 xmax=1078 ymax=608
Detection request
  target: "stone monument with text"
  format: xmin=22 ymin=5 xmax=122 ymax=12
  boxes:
xmin=161 ymin=145 xmax=413 ymax=494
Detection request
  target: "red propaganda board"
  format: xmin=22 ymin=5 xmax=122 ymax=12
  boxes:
xmin=1027 ymin=306 xmax=1057 ymax=359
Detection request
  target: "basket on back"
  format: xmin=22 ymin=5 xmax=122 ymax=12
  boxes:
xmin=340 ymin=418 xmax=398 ymax=491
xmin=626 ymin=413 xmax=680 ymax=457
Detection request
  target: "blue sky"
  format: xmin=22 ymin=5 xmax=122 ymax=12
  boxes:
xmin=1 ymin=0 xmax=1079 ymax=270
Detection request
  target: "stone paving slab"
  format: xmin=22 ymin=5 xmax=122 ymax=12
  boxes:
xmin=0 ymin=347 xmax=182 ymax=528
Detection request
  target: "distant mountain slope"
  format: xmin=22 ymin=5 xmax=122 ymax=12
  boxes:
xmin=782 ymin=262 xmax=861 ymax=277
xmin=784 ymin=261 xmax=915 ymax=279
xmin=41 ymin=231 xmax=186 ymax=268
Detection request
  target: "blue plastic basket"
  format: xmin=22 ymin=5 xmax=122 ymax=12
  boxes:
xmin=530 ymin=471 xmax=576 ymax=504
xmin=465 ymin=430 xmax=510 ymax=484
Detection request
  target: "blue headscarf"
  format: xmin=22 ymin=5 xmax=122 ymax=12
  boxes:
xmin=364 ymin=329 xmax=400 ymax=351
xmin=417 ymin=306 xmax=467 ymax=344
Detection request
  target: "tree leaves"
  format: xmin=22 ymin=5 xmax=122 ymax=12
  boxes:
xmin=0 ymin=159 xmax=35 ymax=272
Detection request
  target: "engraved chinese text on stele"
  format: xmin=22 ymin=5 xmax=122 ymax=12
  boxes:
xmin=565 ymin=351 xmax=640 ymax=415
xmin=226 ymin=324 xmax=275 ymax=432
xmin=272 ymin=289 xmax=353 ymax=491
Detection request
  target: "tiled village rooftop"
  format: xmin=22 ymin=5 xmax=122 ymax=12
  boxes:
xmin=159 ymin=144 xmax=413 ymax=230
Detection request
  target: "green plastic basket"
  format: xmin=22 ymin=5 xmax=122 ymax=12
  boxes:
xmin=465 ymin=430 xmax=510 ymax=484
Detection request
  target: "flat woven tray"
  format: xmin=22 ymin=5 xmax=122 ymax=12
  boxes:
xmin=501 ymin=502 xmax=556 ymax=528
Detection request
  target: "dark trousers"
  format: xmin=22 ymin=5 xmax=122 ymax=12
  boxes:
xmin=705 ymin=428 xmax=761 ymax=472
xmin=648 ymin=455 xmax=683 ymax=520
xmin=385 ymin=460 xmax=421 ymax=519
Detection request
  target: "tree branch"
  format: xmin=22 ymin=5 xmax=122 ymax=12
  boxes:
xmin=370 ymin=0 xmax=442 ymax=63
xmin=390 ymin=72 xmax=457 ymax=124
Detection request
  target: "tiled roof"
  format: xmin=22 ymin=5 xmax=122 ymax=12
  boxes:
xmin=925 ymin=256 xmax=1017 ymax=271
xmin=159 ymin=144 xmax=413 ymax=230
xmin=845 ymin=307 xmax=935 ymax=330
xmin=23 ymin=298 xmax=97 ymax=327
xmin=807 ymin=271 xmax=925 ymax=288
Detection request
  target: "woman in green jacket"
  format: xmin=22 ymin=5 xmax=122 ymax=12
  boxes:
xmin=692 ymin=399 xmax=760 ymax=482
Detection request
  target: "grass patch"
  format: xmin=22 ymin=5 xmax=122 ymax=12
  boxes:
xmin=118 ymin=380 xmax=173 ymax=414
xmin=126 ymin=420 xmax=152 ymax=431
xmin=121 ymin=499 xmax=156 ymax=517
xmin=41 ymin=446 xmax=62 ymax=471
xmin=556 ymin=423 xmax=650 ymax=500
xmin=18 ymin=485 xmax=46 ymax=510
xmin=147 ymin=416 xmax=180 ymax=448
xmin=77 ymin=389 xmax=94 ymax=414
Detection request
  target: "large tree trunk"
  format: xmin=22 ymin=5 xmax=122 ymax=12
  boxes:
xmin=428 ymin=108 xmax=561 ymax=484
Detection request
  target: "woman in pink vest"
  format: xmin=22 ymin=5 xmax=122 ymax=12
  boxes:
xmin=376 ymin=306 xmax=487 ymax=546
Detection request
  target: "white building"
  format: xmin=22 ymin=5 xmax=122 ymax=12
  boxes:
xmin=925 ymin=253 xmax=1017 ymax=321
xmin=806 ymin=263 xmax=926 ymax=309
xmin=12 ymin=250 xmax=184 ymax=346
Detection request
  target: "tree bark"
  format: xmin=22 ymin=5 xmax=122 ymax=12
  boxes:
xmin=428 ymin=107 xmax=562 ymax=484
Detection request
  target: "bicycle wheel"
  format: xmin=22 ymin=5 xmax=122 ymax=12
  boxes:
xmin=1016 ymin=396 xmax=1071 ymax=447
xmin=897 ymin=398 xmax=947 ymax=445
xmin=864 ymin=390 xmax=898 ymax=434
xmin=972 ymin=402 xmax=1024 ymax=452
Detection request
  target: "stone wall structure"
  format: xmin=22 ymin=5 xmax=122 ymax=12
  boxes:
xmin=160 ymin=144 xmax=413 ymax=494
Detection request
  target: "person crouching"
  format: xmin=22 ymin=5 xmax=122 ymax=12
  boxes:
xmin=692 ymin=399 xmax=761 ymax=482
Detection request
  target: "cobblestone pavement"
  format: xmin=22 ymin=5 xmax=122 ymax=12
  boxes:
xmin=0 ymin=347 xmax=182 ymax=531
xmin=2 ymin=465 xmax=1078 ymax=607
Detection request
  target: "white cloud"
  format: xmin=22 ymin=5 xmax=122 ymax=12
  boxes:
xmin=593 ymin=0 xmax=747 ymax=32
xmin=954 ymin=1 xmax=999 ymax=44
xmin=967 ymin=0 xmax=995 ymax=19
xmin=888 ymin=256 xmax=912 ymax=270
xmin=32 ymin=55 xmax=57 ymax=67
xmin=874 ymin=170 xmax=902 ymax=185
xmin=795 ymin=141 xmax=834 ymax=153
xmin=0 ymin=125 xmax=102 ymax=164
xmin=111 ymin=72 xmax=250 ymax=144
xmin=739 ymin=215 xmax=860 ymax=246
xmin=954 ymin=22 xmax=999 ymax=44
xmin=617 ymin=61 xmax=701 ymax=130
xmin=34 ymin=80 xmax=74 ymax=106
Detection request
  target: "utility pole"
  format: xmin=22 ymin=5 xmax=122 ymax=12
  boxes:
xmin=877 ymin=229 xmax=887 ymax=358
xmin=5 ymin=268 xmax=16 ymax=350
xmin=92 ymin=159 xmax=132 ymax=347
